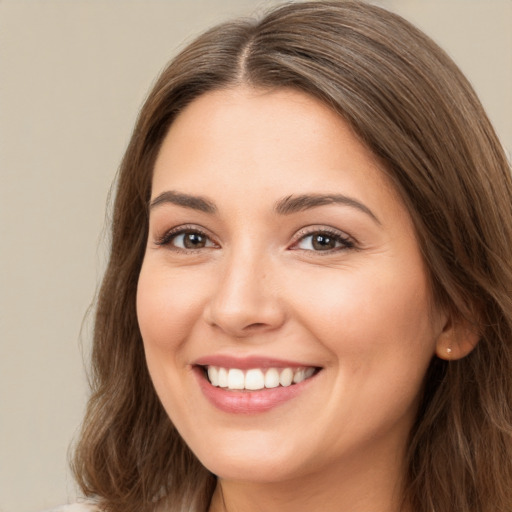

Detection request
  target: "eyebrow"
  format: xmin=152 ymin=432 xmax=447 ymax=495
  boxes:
xmin=149 ymin=190 xmax=380 ymax=224
xmin=274 ymin=194 xmax=381 ymax=224
xmin=150 ymin=191 xmax=217 ymax=214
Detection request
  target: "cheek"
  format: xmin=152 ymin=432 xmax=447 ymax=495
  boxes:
xmin=292 ymin=263 xmax=437 ymax=436
xmin=136 ymin=261 xmax=212 ymax=411
xmin=136 ymin=261 xmax=206 ymax=350
xmin=136 ymin=261 xmax=206 ymax=415
xmin=287 ymin=259 xmax=438 ymax=364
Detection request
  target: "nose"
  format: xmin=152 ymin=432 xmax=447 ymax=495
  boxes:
xmin=203 ymin=250 xmax=286 ymax=338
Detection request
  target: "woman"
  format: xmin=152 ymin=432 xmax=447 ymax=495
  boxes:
xmin=70 ymin=1 xmax=512 ymax=511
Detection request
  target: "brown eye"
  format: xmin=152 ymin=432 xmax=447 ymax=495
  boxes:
xmin=295 ymin=230 xmax=354 ymax=252
xmin=311 ymin=233 xmax=337 ymax=250
xmin=182 ymin=232 xmax=207 ymax=249
xmin=156 ymin=228 xmax=216 ymax=250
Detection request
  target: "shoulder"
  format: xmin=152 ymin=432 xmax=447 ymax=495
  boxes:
xmin=41 ymin=504 xmax=100 ymax=512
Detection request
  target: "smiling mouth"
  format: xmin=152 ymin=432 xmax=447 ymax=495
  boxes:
xmin=200 ymin=366 xmax=320 ymax=391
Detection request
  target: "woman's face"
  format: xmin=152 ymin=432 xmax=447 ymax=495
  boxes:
xmin=137 ymin=87 xmax=446 ymax=484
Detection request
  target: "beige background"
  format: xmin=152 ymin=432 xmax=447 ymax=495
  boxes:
xmin=0 ymin=1 xmax=510 ymax=511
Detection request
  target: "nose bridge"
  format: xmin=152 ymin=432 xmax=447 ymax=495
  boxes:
xmin=204 ymin=237 xmax=284 ymax=336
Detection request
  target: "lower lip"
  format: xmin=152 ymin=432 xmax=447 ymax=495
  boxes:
xmin=194 ymin=367 xmax=318 ymax=414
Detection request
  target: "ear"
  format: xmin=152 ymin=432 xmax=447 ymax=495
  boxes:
xmin=435 ymin=314 xmax=480 ymax=361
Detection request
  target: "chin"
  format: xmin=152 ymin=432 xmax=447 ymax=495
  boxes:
xmin=186 ymin=430 xmax=311 ymax=483
xmin=201 ymin=453 xmax=303 ymax=483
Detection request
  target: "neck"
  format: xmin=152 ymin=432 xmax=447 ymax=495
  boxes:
xmin=208 ymin=446 xmax=409 ymax=512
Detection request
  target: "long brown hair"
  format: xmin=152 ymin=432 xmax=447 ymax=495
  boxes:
xmin=72 ymin=2 xmax=512 ymax=511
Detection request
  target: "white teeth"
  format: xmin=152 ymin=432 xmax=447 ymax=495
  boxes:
xmin=304 ymin=367 xmax=315 ymax=379
xmin=264 ymin=368 xmax=280 ymax=388
xmin=228 ymin=369 xmax=245 ymax=390
xmin=207 ymin=366 xmax=219 ymax=386
xmin=218 ymin=367 xmax=228 ymax=388
xmin=280 ymin=368 xmax=293 ymax=387
xmin=293 ymin=368 xmax=315 ymax=383
xmin=205 ymin=366 xmax=316 ymax=390
xmin=245 ymin=369 xmax=265 ymax=390
xmin=293 ymin=368 xmax=305 ymax=384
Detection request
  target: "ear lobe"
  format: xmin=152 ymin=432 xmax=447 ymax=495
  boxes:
xmin=435 ymin=315 xmax=480 ymax=361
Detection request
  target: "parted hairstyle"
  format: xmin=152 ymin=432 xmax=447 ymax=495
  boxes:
xmin=72 ymin=2 xmax=512 ymax=511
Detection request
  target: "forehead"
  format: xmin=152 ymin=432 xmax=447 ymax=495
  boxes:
xmin=151 ymin=86 xmax=401 ymax=218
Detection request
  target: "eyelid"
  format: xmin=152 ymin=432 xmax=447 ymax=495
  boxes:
xmin=153 ymin=224 xmax=218 ymax=250
xmin=289 ymin=226 xmax=356 ymax=251
xmin=152 ymin=223 xmax=356 ymax=253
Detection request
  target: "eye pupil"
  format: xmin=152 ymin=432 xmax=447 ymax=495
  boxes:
xmin=312 ymin=234 xmax=336 ymax=250
xmin=184 ymin=232 xmax=206 ymax=249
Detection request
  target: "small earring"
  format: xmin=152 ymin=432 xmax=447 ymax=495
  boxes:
xmin=446 ymin=347 xmax=452 ymax=356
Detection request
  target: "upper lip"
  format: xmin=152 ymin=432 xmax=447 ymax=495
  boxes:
xmin=193 ymin=354 xmax=320 ymax=370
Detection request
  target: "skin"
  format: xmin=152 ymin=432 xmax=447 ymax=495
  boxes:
xmin=137 ymin=86 xmax=451 ymax=512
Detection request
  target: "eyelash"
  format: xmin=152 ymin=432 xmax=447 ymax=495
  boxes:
xmin=154 ymin=225 xmax=215 ymax=252
xmin=291 ymin=227 xmax=355 ymax=253
xmin=154 ymin=226 xmax=355 ymax=253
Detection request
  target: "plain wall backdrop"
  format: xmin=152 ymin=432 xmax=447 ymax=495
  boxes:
xmin=0 ymin=1 xmax=510 ymax=511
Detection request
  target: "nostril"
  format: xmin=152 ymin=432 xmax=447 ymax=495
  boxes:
xmin=236 ymin=322 xmax=274 ymax=336
xmin=246 ymin=323 xmax=267 ymax=329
